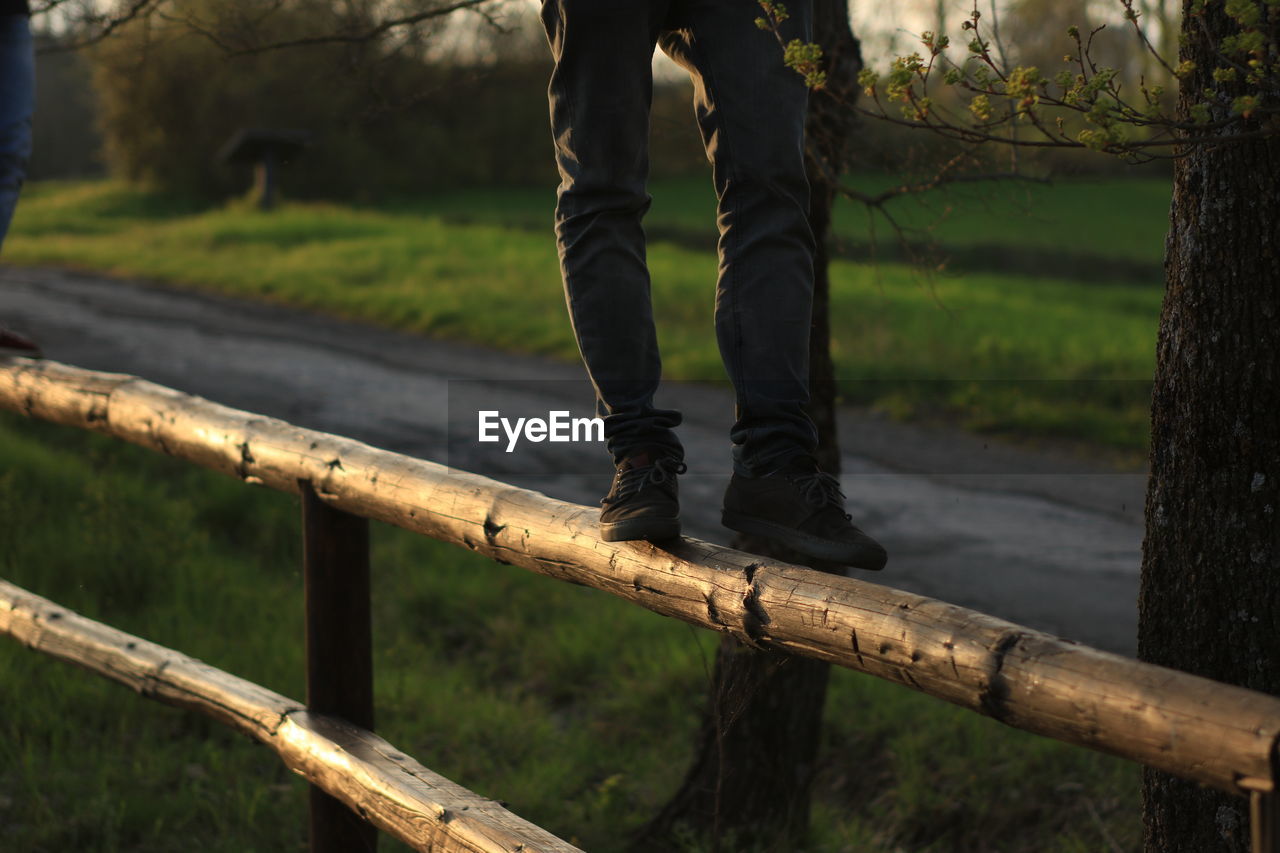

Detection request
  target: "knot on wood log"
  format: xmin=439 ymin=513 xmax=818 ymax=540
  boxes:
xmin=704 ymin=592 xmax=727 ymax=629
xmin=978 ymin=630 xmax=1024 ymax=722
xmin=482 ymin=514 xmax=505 ymax=543
xmin=632 ymin=577 xmax=667 ymax=596
xmin=742 ymin=580 xmax=772 ymax=648
xmin=236 ymin=442 xmax=256 ymax=480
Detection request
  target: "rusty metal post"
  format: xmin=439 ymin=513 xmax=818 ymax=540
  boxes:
xmin=302 ymin=482 xmax=377 ymax=853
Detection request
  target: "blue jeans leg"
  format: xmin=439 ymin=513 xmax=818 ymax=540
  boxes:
xmin=0 ymin=13 xmax=34 ymax=251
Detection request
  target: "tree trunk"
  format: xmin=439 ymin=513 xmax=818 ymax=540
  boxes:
xmin=1139 ymin=3 xmax=1280 ymax=851
xmin=635 ymin=5 xmax=862 ymax=850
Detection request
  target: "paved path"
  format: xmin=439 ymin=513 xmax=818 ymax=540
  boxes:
xmin=1 ymin=266 xmax=1147 ymax=652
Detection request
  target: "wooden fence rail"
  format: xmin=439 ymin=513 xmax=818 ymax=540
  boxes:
xmin=3 ymin=356 xmax=1280 ymax=850
xmin=0 ymin=578 xmax=581 ymax=853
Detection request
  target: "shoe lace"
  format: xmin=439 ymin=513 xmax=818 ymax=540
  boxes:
xmin=791 ymin=469 xmax=852 ymax=520
xmin=602 ymin=456 xmax=687 ymax=505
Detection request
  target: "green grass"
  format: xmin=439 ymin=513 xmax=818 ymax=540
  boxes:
xmin=833 ymin=174 xmax=1170 ymax=269
xmin=5 ymin=180 xmax=1160 ymax=452
xmin=0 ymin=410 xmax=1140 ymax=851
xmin=380 ymin=175 xmax=1171 ymax=269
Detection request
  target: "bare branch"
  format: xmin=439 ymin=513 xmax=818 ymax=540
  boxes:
xmin=1120 ymin=0 xmax=1178 ymax=77
xmin=37 ymin=0 xmax=169 ymax=53
xmin=191 ymin=0 xmax=498 ymax=56
xmin=36 ymin=0 xmax=502 ymax=56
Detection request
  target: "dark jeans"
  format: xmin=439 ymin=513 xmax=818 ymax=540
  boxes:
xmin=0 ymin=13 xmax=33 ymax=248
xmin=540 ymin=0 xmax=819 ymax=478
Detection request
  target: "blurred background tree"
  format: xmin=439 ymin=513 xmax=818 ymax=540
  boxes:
xmin=32 ymin=0 xmax=709 ymax=201
xmin=28 ymin=29 xmax=100 ymax=180
xmin=33 ymin=0 xmax=1178 ymax=209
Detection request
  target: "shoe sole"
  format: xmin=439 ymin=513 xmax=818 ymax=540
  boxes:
xmin=721 ymin=510 xmax=887 ymax=571
xmin=600 ymin=516 xmax=682 ymax=543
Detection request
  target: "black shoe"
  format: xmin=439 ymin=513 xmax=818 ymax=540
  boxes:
xmin=0 ymin=327 xmax=41 ymax=358
xmin=722 ymin=455 xmax=887 ymax=570
xmin=599 ymin=449 xmax=687 ymax=542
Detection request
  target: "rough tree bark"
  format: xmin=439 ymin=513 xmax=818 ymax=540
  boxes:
xmin=1138 ymin=2 xmax=1280 ymax=850
xmin=635 ymin=4 xmax=863 ymax=849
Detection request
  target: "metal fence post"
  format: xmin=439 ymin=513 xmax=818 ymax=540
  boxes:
xmin=302 ymin=482 xmax=377 ymax=853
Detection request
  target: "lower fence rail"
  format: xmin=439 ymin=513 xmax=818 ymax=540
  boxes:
xmin=0 ymin=578 xmax=582 ymax=853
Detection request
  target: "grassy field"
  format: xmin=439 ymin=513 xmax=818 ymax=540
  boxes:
xmin=0 ymin=410 xmax=1140 ymax=851
xmin=4 ymin=179 xmax=1162 ymax=452
xmin=381 ymin=174 xmax=1171 ymax=268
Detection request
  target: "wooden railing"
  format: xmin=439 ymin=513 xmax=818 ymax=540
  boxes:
xmin=0 ymin=579 xmax=580 ymax=853
xmin=3 ymin=357 xmax=1279 ymax=852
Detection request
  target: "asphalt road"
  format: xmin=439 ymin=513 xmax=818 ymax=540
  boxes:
xmin=1 ymin=266 xmax=1148 ymax=653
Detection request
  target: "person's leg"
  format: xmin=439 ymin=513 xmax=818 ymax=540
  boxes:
xmin=659 ymin=0 xmax=818 ymax=479
xmin=540 ymin=0 xmax=684 ymax=467
xmin=0 ymin=12 xmax=34 ymax=248
xmin=0 ymin=13 xmax=40 ymax=357
xmin=661 ymin=3 xmax=886 ymax=570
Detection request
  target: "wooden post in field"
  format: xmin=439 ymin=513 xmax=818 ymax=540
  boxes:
xmin=1253 ymin=790 xmax=1280 ymax=853
xmin=254 ymin=151 xmax=278 ymax=212
xmin=215 ymin=128 xmax=310 ymax=211
xmin=302 ymin=482 xmax=376 ymax=853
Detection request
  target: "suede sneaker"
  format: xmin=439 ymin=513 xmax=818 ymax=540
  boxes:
xmin=722 ymin=455 xmax=887 ymax=570
xmin=599 ymin=449 xmax=686 ymax=542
